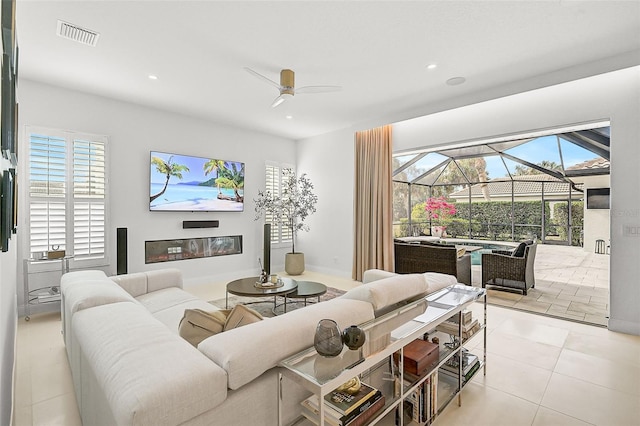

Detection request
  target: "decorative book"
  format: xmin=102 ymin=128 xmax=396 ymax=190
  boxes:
xmin=324 ymin=382 xmax=379 ymax=416
xmin=303 ymin=388 xmax=383 ymax=426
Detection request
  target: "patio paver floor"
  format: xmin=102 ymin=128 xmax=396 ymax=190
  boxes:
xmin=472 ymin=244 xmax=609 ymax=326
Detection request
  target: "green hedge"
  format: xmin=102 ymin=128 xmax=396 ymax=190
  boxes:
xmin=409 ymin=200 xmax=548 ymax=241
xmin=402 ymin=200 xmax=584 ymax=244
xmin=553 ymin=201 xmax=584 ymax=246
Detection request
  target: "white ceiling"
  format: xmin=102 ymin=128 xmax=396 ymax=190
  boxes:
xmin=15 ymin=1 xmax=640 ymax=140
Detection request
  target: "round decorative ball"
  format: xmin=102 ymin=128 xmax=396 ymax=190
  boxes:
xmin=342 ymin=325 xmax=366 ymax=350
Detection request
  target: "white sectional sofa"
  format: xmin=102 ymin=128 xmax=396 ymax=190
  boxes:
xmin=60 ymin=268 xmax=457 ymax=426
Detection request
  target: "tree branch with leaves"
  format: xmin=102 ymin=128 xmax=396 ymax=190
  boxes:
xmin=254 ymin=169 xmax=318 ymax=253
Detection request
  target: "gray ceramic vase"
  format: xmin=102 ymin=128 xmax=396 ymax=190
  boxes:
xmin=342 ymin=325 xmax=366 ymax=350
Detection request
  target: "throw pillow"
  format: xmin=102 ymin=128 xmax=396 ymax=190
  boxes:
xmin=223 ymin=304 xmax=264 ymax=331
xmin=179 ymin=308 xmax=230 ymax=347
xmin=456 ymin=247 xmax=466 ymax=258
xmin=512 ymin=240 xmax=532 ymax=258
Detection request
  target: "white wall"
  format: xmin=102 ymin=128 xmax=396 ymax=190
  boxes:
xmin=297 ymin=127 xmax=355 ymax=277
xmin=581 ymin=175 xmax=611 ymax=252
xmin=299 ymin=67 xmax=640 ymax=335
xmin=17 ymin=80 xmax=296 ymax=299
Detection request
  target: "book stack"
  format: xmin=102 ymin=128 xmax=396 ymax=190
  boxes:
xmin=435 ymin=310 xmax=480 ymax=340
xmin=301 ymin=382 xmax=385 ymax=426
xmin=440 ymin=350 xmax=481 ymax=383
xmin=401 ymin=372 xmax=437 ymax=424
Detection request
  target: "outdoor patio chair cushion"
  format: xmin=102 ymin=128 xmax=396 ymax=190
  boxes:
xmin=512 ymin=240 xmax=533 ymax=257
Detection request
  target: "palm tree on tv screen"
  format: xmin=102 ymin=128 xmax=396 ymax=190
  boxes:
xmin=214 ymin=162 xmax=245 ymax=202
xmin=203 ymin=159 xmax=227 ymax=178
xmin=150 ymin=156 xmax=190 ymax=203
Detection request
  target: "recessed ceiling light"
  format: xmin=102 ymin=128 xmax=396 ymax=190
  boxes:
xmin=148 ymin=75 xmax=158 ymax=80
xmin=426 ymin=63 xmax=437 ymax=70
xmin=285 ymin=115 xmax=293 ymax=120
xmin=446 ymin=76 xmax=466 ymax=86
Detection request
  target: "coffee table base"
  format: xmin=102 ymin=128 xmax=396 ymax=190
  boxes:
xmin=272 ymin=281 xmax=327 ymax=316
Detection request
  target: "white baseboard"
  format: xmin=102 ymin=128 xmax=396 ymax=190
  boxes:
xmin=607 ymin=317 xmax=640 ymax=336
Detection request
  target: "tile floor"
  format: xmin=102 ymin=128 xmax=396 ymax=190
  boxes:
xmin=13 ymin=270 xmax=638 ymax=426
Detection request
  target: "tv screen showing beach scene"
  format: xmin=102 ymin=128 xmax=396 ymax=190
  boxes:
xmin=149 ymin=151 xmax=244 ymax=212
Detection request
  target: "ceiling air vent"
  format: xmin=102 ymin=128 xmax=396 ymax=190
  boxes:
xmin=56 ymin=20 xmax=100 ymax=47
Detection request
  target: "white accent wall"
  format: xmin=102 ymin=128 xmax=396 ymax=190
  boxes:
xmin=298 ymin=67 xmax=640 ymax=335
xmin=17 ymin=79 xmax=296 ymax=298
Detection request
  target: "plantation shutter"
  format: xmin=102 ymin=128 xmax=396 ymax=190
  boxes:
xmin=264 ymin=163 xmax=293 ymax=245
xmin=28 ymin=134 xmax=67 ymax=254
xmin=265 ymin=164 xmax=279 ymax=243
xmin=27 ymin=128 xmax=108 ymax=263
xmin=73 ymin=139 xmax=106 ymax=257
xmin=280 ymin=168 xmax=294 ymax=243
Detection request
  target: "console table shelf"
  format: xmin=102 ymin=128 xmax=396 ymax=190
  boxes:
xmin=23 ymin=256 xmax=72 ymax=321
xmin=278 ymin=284 xmax=487 ymax=426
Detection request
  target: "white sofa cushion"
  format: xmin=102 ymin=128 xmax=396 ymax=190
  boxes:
xmin=135 ymin=287 xmax=199 ymax=314
xmin=110 ymin=272 xmax=148 ymax=297
xmin=65 ymin=280 xmax=140 ymax=314
xmin=73 ymin=302 xmax=227 ymax=426
xmin=362 ymin=269 xmax=396 ymax=284
xmin=61 ymin=270 xmax=108 ymax=292
xmin=423 ymin=272 xmax=458 ymax=292
xmin=153 ymin=298 xmax=222 ymax=332
xmin=360 ymin=269 xmax=458 ymax=295
xmin=146 ymin=268 xmax=183 ymax=292
xmin=198 ymin=298 xmax=375 ymax=390
xmin=109 ymin=268 xmax=183 ymax=297
xmin=340 ymin=273 xmax=428 ymax=312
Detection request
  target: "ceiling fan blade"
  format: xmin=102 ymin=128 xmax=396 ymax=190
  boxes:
xmin=295 ymin=85 xmax=342 ymax=94
xmin=244 ymin=67 xmax=281 ymax=90
xmin=271 ymin=94 xmax=287 ymax=108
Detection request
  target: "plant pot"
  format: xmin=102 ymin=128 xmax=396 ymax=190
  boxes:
xmin=285 ymin=252 xmax=305 ymax=275
xmin=431 ymin=226 xmax=445 ymax=238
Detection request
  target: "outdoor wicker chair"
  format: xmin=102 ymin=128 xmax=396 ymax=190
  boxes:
xmin=394 ymin=242 xmax=472 ymax=285
xmin=481 ymin=242 xmax=537 ymax=295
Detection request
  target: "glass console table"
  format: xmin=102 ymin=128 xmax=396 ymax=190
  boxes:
xmin=278 ymin=284 xmax=486 ymax=426
xmin=23 ymin=256 xmax=73 ymax=321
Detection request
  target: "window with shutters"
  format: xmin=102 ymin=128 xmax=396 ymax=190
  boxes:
xmin=27 ymin=127 xmax=108 ymax=266
xmin=265 ymin=162 xmax=294 ymax=245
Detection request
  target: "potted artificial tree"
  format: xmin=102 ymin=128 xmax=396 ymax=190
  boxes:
xmin=254 ymin=169 xmax=318 ymax=275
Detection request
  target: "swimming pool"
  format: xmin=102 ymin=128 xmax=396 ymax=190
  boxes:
xmin=441 ymin=240 xmax=518 ymax=265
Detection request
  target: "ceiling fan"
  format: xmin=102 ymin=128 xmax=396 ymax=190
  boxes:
xmin=244 ymin=67 xmax=341 ymax=108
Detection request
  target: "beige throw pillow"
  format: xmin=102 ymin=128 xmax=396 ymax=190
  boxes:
xmin=223 ymin=304 xmax=263 ymax=331
xmin=179 ymin=308 xmax=230 ymax=347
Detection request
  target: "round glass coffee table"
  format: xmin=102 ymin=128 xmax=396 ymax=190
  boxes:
xmin=226 ymin=276 xmax=298 ymax=312
xmin=273 ymin=281 xmax=328 ymax=315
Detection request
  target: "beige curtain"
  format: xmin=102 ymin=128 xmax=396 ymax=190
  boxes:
xmin=352 ymin=125 xmax=394 ymax=281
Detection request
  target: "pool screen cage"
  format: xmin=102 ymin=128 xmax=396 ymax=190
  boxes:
xmin=392 ymin=125 xmax=610 ymax=246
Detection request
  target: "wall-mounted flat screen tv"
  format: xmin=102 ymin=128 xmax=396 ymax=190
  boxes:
xmin=150 ymin=151 xmax=244 ymax=212
xmin=586 ymin=188 xmax=610 ymax=210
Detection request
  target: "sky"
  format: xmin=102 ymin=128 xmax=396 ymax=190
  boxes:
xmin=150 ymin=151 xmax=244 ymax=184
xmin=396 ymin=135 xmax=603 ymax=182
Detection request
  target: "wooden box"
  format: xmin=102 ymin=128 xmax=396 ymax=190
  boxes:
xmin=47 ymin=250 xmax=66 ymax=259
xmin=395 ymin=339 xmax=440 ymax=375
